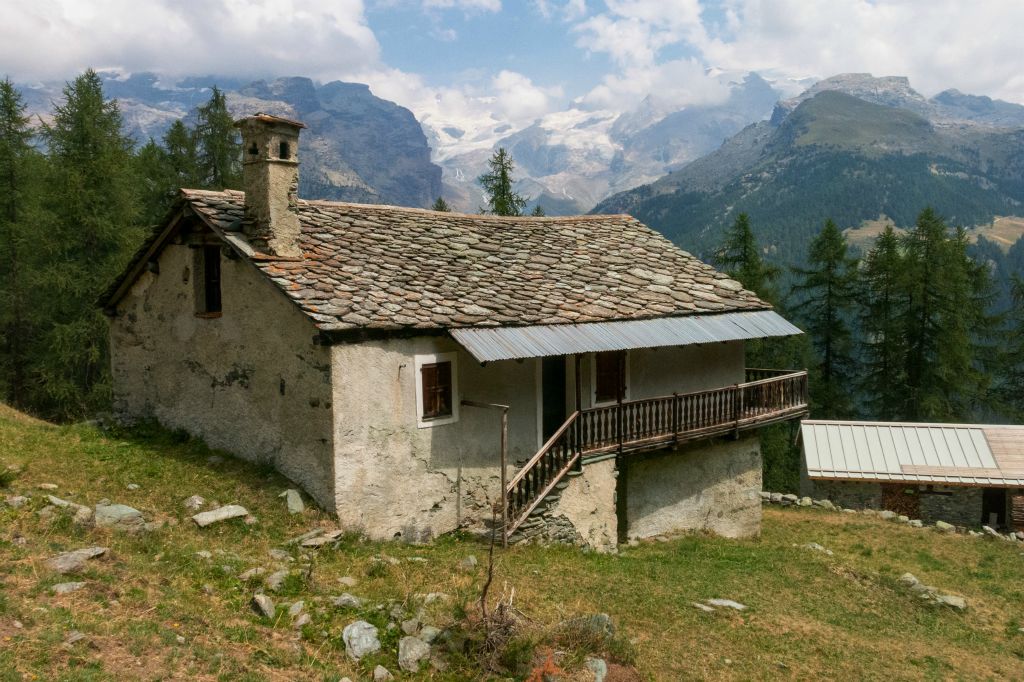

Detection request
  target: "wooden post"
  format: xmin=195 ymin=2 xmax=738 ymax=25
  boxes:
xmin=500 ymin=407 xmax=508 ymax=547
xmin=574 ymin=354 xmax=582 ymax=459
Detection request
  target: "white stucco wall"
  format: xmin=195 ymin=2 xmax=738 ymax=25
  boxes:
xmin=549 ymin=459 xmax=619 ymax=552
xmin=330 ymin=336 xmax=541 ymax=541
xmin=626 ymin=435 xmax=762 ymax=539
xmin=108 ymin=242 xmax=336 ymax=510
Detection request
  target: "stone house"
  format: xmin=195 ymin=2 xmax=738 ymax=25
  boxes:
xmin=800 ymin=420 xmax=1024 ymax=530
xmin=101 ymin=114 xmax=808 ymax=550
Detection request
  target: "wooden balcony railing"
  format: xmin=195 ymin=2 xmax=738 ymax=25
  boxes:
xmin=503 ymin=369 xmax=808 ymax=541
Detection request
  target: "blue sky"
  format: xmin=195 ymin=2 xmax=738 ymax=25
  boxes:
xmin=3 ymin=0 xmax=1024 ymax=138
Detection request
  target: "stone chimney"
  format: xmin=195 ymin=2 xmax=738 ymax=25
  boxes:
xmin=235 ymin=114 xmax=306 ymax=258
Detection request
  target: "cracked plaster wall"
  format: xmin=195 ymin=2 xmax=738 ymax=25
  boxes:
xmin=109 ymin=243 xmax=336 ymax=510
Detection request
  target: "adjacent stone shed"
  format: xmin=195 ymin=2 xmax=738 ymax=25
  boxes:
xmin=800 ymin=420 xmax=1024 ymax=531
xmin=101 ymin=113 xmax=809 ymax=550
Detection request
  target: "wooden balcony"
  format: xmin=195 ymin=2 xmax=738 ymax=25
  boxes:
xmin=502 ymin=369 xmax=809 ymax=542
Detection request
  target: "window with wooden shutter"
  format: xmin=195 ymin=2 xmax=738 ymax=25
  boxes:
xmin=594 ymin=350 xmax=626 ymax=404
xmin=193 ymin=244 xmax=223 ymax=317
xmin=420 ymin=361 xmax=453 ymax=419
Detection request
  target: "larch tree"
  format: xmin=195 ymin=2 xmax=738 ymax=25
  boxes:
xmin=478 ymin=147 xmax=526 ymax=216
xmin=38 ymin=69 xmax=142 ymax=418
xmin=857 ymin=225 xmax=906 ymax=420
xmin=790 ymin=219 xmax=859 ymax=418
xmin=0 ymin=78 xmax=44 ymax=408
xmin=431 ymin=196 xmax=451 ymax=212
xmin=713 ymin=213 xmax=780 ymax=303
xmin=195 ymin=86 xmax=241 ymax=190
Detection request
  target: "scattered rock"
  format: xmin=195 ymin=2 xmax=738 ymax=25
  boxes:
xmin=419 ymin=625 xmax=441 ymax=643
xmin=63 ymin=630 xmax=86 ymax=648
xmin=407 ymin=556 xmax=428 ymax=563
xmin=239 ymin=567 xmax=266 ymax=581
xmin=47 ymin=546 xmax=107 ymax=574
xmin=37 ymin=483 xmax=59 ymax=491
xmin=897 ymin=515 xmax=910 ymax=523
xmin=458 ymin=555 xmax=478 ymax=571
xmin=176 ymin=635 xmax=186 ymax=644
xmin=286 ymin=528 xmax=324 ymax=545
xmin=814 ymin=499 xmax=836 ymax=510
xmin=769 ymin=492 xmax=782 ymax=503
xmin=561 ymin=613 xmax=615 ymax=638
xmin=706 ymin=599 xmax=747 ymax=611
xmin=401 ymin=618 xmax=420 ymax=635
xmin=898 ymin=573 xmax=920 ymax=588
xmin=288 ymin=600 xmax=305 ymax=617
xmin=279 ymin=489 xmax=305 ymax=514
xmin=51 ymin=581 xmax=86 ymax=595
xmin=982 ymin=525 xmax=1001 ymax=538
xmin=332 ymin=593 xmax=363 ymax=609
xmin=879 ymin=510 xmax=897 ymax=520
xmin=191 ymin=505 xmax=248 ymax=527
xmin=251 ymin=593 xmax=275 ymax=619
xmin=183 ymin=495 xmax=206 ymax=511
xmin=909 ymin=519 xmax=924 ymax=528
xmin=422 ymin=592 xmax=448 ymax=604
xmin=934 ymin=520 xmax=955 ymax=532
xmin=342 ymin=620 xmax=381 ymax=660
xmin=797 ymin=496 xmax=813 ymax=507
xmin=692 ymin=602 xmax=716 ymax=613
xmin=585 ymin=657 xmax=609 ymax=682
xmin=195 ymin=550 xmax=212 ymax=560
xmin=372 ymin=665 xmax=394 ymax=682
xmin=95 ymin=503 xmax=146 ymax=532
xmin=293 ymin=613 xmax=311 ymax=629
xmin=781 ymin=493 xmax=799 ymax=505
xmin=398 ymin=635 xmax=431 ymax=672
xmin=265 ymin=569 xmax=289 ymax=592
xmin=5 ymin=495 xmax=28 ymax=508
xmin=126 ymin=483 xmax=140 ymax=491
xmin=935 ymin=594 xmax=967 ymax=610
xmin=338 ymin=576 xmax=358 ymax=587
xmin=269 ymin=549 xmax=290 ymax=561
xmin=301 ymin=529 xmax=344 ymax=548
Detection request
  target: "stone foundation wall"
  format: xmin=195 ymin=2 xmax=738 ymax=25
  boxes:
xmin=625 ymin=435 xmax=762 ymax=540
xmin=920 ymin=487 xmax=984 ymax=527
xmin=549 ymin=458 xmax=618 ymax=552
xmin=809 ymin=480 xmax=884 ymax=510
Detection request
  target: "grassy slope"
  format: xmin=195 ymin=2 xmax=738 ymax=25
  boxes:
xmin=1 ymin=407 xmax=1023 ymax=681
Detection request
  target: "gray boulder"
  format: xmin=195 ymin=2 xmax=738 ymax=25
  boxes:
xmin=265 ymin=569 xmax=289 ymax=592
xmin=419 ymin=625 xmax=441 ymax=643
xmin=706 ymin=598 xmax=747 ymax=611
xmin=192 ymin=505 xmax=248 ymax=527
xmin=398 ymin=635 xmax=431 ymax=672
xmin=879 ymin=510 xmax=897 ymax=520
xmin=769 ymin=492 xmax=783 ymax=503
xmin=935 ymin=594 xmax=967 ymax=610
xmin=372 ymin=665 xmax=393 ymax=681
xmin=47 ymin=547 xmax=107 ymax=574
xmin=332 ymin=593 xmax=364 ymax=609
xmin=95 ymin=503 xmax=145 ymax=532
xmin=934 ymin=520 xmax=955 ymax=532
xmin=982 ymin=525 xmax=1001 ymax=538
xmin=51 ymin=581 xmax=86 ymax=594
xmin=183 ymin=495 xmax=206 ymax=511
xmin=5 ymin=495 xmax=29 ymax=508
xmin=251 ymin=593 xmax=275 ymax=618
xmin=898 ymin=572 xmax=920 ymax=587
xmin=586 ymin=657 xmax=609 ymax=682
xmin=343 ymin=620 xmax=381 ymax=660
xmin=797 ymin=496 xmax=813 ymax=507
xmin=909 ymin=520 xmax=924 ymax=528
xmin=279 ymin=489 xmax=305 ymax=514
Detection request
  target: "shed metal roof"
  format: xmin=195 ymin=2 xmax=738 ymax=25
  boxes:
xmin=449 ymin=310 xmax=802 ymax=362
xmin=801 ymin=420 xmax=1024 ymax=487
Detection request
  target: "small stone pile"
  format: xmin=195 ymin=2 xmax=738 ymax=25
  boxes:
xmin=760 ymin=491 xmax=1024 ymax=543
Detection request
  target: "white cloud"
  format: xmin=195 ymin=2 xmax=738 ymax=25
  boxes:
xmin=533 ymin=0 xmax=587 ymax=21
xmin=0 ymin=0 xmax=379 ymax=82
xmin=421 ymin=0 xmax=501 ymax=11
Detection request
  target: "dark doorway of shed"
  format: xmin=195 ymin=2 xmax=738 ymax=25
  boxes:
xmin=981 ymin=488 xmax=1007 ymax=527
xmin=881 ymin=484 xmax=920 ymax=519
xmin=541 ymin=356 xmax=567 ymax=442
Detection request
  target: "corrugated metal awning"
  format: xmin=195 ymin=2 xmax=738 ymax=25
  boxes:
xmin=801 ymin=420 xmax=1024 ymax=487
xmin=449 ymin=310 xmax=802 ymax=362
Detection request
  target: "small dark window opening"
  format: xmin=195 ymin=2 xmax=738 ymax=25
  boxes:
xmin=200 ymin=245 xmax=222 ymax=314
xmin=248 ymin=142 xmax=259 ymax=156
xmin=279 ymin=141 xmax=290 ymax=159
xmin=595 ymin=350 xmax=626 ymax=403
xmin=420 ymin=361 xmax=453 ymax=420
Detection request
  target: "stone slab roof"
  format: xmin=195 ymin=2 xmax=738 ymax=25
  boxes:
xmin=113 ymin=188 xmax=771 ymax=332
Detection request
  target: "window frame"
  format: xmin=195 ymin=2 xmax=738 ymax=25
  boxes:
xmin=193 ymin=244 xmax=223 ymax=318
xmin=414 ymin=351 xmax=459 ymax=428
xmin=591 ymin=350 xmax=629 ymax=407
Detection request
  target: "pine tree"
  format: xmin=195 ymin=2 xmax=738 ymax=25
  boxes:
xmin=0 ymin=78 xmax=43 ymax=408
xmin=531 ymin=205 xmax=545 ymax=217
xmin=713 ymin=213 xmax=780 ymax=302
xmin=995 ymin=275 xmax=1024 ymax=420
xmin=38 ymin=68 xmax=142 ymax=418
xmin=431 ymin=196 xmax=451 ymax=212
xmin=136 ymin=119 xmax=202 ymax=225
xmin=478 ymin=148 xmax=526 ymax=216
xmin=790 ymin=219 xmax=858 ymax=418
xmin=195 ymin=87 xmax=241 ymax=190
xmin=858 ymin=225 xmax=906 ymax=419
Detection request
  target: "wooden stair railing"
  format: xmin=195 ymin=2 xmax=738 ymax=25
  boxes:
xmin=502 ymin=369 xmax=809 ymax=542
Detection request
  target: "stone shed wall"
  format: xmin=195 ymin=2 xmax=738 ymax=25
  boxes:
xmin=625 ymin=435 xmax=762 ymax=540
xmin=807 ymin=480 xmax=987 ymax=527
xmin=109 ymin=243 xmax=336 ymax=510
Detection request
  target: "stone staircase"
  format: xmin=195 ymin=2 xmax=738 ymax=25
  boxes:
xmin=506 ymin=471 xmax=580 ymax=545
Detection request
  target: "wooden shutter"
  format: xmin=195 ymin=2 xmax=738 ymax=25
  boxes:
xmin=421 ymin=361 xmax=452 ymax=419
xmin=595 ymin=351 xmax=625 ymax=403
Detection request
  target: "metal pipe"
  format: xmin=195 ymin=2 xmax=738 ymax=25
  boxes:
xmin=461 ymin=399 xmax=510 ymax=547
